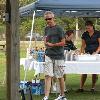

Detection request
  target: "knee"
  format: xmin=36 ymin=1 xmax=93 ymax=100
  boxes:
xmin=82 ymin=74 xmax=87 ymax=77
xmin=92 ymin=74 xmax=98 ymax=79
xmin=45 ymin=75 xmax=51 ymax=80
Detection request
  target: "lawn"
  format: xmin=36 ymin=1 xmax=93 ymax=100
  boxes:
xmin=0 ymin=41 xmax=100 ymax=100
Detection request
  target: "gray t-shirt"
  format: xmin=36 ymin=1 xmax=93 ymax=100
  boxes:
xmin=44 ymin=25 xmax=65 ymax=60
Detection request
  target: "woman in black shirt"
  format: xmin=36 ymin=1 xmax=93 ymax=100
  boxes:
xmin=77 ymin=21 xmax=100 ymax=92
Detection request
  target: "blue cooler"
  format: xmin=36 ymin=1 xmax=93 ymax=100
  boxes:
xmin=37 ymin=51 xmax=45 ymax=62
xmin=31 ymin=79 xmax=44 ymax=95
xmin=19 ymin=81 xmax=29 ymax=94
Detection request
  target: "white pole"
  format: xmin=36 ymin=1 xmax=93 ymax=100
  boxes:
xmin=75 ymin=17 xmax=79 ymax=41
xmin=26 ymin=11 xmax=35 ymax=57
xmin=29 ymin=11 xmax=35 ymax=49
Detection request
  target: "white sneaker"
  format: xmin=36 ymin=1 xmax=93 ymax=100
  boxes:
xmin=55 ymin=95 xmax=67 ymax=100
xmin=42 ymin=96 xmax=48 ymax=100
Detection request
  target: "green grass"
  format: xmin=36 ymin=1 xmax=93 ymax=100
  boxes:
xmin=0 ymin=49 xmax=6 ymax=100
xmin=1 ymin=41 xmax=100 ymax=100
xmin=0 ymin=85 xmax=6 ymax=100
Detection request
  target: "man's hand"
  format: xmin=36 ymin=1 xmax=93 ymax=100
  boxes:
xmin=46 ymin=42 xmax=55 ymax=47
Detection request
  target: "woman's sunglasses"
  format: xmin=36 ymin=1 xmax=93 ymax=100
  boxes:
xmin=45 ymin=18 xmax=52 ymax=21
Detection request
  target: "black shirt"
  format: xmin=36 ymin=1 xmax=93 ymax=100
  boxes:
xmin=82 ymin=30 xmax=100 ymax=54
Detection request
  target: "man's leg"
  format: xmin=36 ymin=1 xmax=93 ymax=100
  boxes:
xmin=43 ymin=56 xmax=53 ymax=100
xmin=45 ymin=75 xmax=52 ymax=97
xmin=58 ymin=77 xmax=65 ymax=96
xmin=54 ymin=76 xmax=67 ymax=100
xmin=54 ymin=60 xmax=67 ymax=100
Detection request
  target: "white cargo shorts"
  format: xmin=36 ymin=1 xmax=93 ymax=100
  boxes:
xmin=44 ymin=56 xmax=65 ymax=78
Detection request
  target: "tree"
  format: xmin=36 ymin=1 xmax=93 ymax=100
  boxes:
xmin=19 ymin=0 xmax=36 ymax=7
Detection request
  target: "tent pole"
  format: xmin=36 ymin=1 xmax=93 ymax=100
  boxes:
xmin=75 ymin=17 xmax=79 ymax=41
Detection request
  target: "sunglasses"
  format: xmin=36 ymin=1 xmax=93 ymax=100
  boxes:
xmin=45 ymin=18 xmax=52 ymax=21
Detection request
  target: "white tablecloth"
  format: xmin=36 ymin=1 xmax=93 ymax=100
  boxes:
xmin=64 ymin=61 xmax=100 ymax=74
xmin=20 ymin=58 xmax=100 ymax=75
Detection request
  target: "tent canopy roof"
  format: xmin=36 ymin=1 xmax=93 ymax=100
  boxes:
xmin=35 ymin=0 xmax=100 ymax=11
xmin=19 ymin=0 xmax=100 ymax=17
